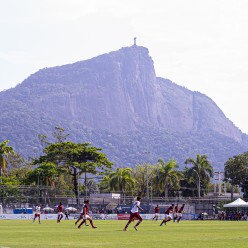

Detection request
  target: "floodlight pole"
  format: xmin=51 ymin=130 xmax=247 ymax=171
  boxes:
xmin=77 ymin=169 xmax=80 ymax=208
xmin=146 ymin=164 xmax=149 ymax=200
xmin=144 ymin=151 xmax=150 ymax=202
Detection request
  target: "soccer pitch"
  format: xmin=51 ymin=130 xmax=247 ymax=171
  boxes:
xmin=0 ymin=220 xmax=247 ymax=248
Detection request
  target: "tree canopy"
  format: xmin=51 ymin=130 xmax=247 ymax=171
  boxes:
xmin=0 ymin=140 xmax=15 ymax=176
xmin=185 ymin=154 xmax=214 ymax=197
xmin=224 ymin=152 xmax=248 ymax=198
xmin=156 ymin=159 xmax=181 ymax=198
xmin=33 ymin=141 xmax=113 ymax=203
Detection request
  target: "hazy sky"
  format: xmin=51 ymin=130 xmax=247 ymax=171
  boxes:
xmin=1 ymin=0 xmax=248 ymax=133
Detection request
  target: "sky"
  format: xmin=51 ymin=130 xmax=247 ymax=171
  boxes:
xmin=1 ymin=0 xmax=248 ymax=133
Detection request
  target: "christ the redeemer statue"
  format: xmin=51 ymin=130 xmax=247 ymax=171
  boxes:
xmin=134 ymin=37 xmax=137 ymax=46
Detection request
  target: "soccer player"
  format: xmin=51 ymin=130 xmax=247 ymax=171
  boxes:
xmin=75 ymin=205 xmax=89 ymax=226
xmin=160 ymin=204 xmax=174 ymax=226
xmin=33 ymin=203 xmax=41 ymax=224
xmin=173 ymin=203 xmax=179 ymax=222
xmin=65 ymin=209 xmax=69 ymax=220
xmin=77 ymin=200 xmax=97 ymax=229
xmin=152 ymin=204 xmax=159 ymax=221
xmin=57 ymin=202 xmax=63 ymax=223
xmin=123 ymin=196 xmax=144 ymax=231
xmin=177 ymin=203 xmax=185 ymax=223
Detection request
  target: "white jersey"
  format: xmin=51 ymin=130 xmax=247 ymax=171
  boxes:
xmin=35 ymin=206 xmax=41 ymax=214
xmin=80 ymin=204 xmax=86 ymax=214
xmin=131 ymin=200 xmax=140 ymax=213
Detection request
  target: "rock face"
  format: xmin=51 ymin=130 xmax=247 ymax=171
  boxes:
xmin=0 ymin=45 xmax=247 ymax=169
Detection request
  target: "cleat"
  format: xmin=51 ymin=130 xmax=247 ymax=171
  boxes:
xmin=92 ymin=226 xmax=97 ymax=229
xmin=134 ymin=226 xmax=138 ymax=231
xmin=123 ymin=228 xmax=127 ymax=231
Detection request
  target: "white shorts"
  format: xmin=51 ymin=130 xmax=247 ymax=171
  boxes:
xmin=83 ymin=214 xmax=91 ymax=220
xmin=58 ymin=212 xmax=63 ymax=215
xmin=155 ymin=213 xmax=159 ymax=217
xmin=164 ymin=214 xmax=172 ymax=220
xmin=178 ymin=213 xmax=183 ymax=218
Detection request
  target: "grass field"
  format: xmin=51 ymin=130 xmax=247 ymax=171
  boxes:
xmin=0 ymin=220 xmax=247 ymax=248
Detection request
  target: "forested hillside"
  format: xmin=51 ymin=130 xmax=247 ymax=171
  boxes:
xmin=1 ymin=45 xmax=247 ymax=170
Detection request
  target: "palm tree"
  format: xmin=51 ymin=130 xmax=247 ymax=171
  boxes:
xmin=185 ymin=154 xmax=214 ymax=197
xmin=0 ymin=140 xmax=15 ymax=176
xmin=156 ymin=159 xmax=181 ymax=198
xmin=109 ymin=168 xmax=135 ymax=197
xmin=99 ymin=175 xmax=111 ymax=192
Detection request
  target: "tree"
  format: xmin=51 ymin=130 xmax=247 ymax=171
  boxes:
xmin=180 ymin=167 xmax=197 ymax=197
xmin=33 ymin=141 xmax=113 ymax=204
xmin=0 ymin=140 xmax=15 ymax=176
xmin=24 ymin=162 xmax=64 ymax=205
xmin=38 ymin=126 xmax=70 ymax=150
xmin=0 ymin=175 xmax=21 ymax=206
xmin=132 ymin=163 xmax=156 ymax=197
xmin=6 ymin=153 xmax=32 ymax=184
xmin=224 ymin=152 xmax=248 ymax=199
xmin=53 ymin=126 xmax=69 ymax=143
xmin=185 ymin=154 xmax=214 ymax=197
xmin=85 ymin=178 xmax=99 ymax=194
xmin=99 ymin=175 xmax=111 ymax=192
xmin=109 ymin=168 xmax=135 ymax=197
xmin=156 ymin=159 xmax=181 ymax=198
xmin=26 ymin=162 xmax=62 ymax=187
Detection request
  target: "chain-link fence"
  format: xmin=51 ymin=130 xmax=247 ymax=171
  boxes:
xmin=0 ymin=185 xmax=246 ymax=216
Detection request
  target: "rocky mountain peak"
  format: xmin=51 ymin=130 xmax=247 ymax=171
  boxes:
xmin=0 ymin=45 xmax=247 ymax=169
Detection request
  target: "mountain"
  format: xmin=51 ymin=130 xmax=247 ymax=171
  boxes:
xmin=1 ymin=45 xmax=248 ymax=170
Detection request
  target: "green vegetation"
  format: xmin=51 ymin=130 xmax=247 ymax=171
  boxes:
xmin=224 ymin=152 xmax=248 ymax=198
xmin=185 ymin=154 xmax=214 ymax=197
xmin=155 ymin=159 xmax=181 ymax=198
xmin=32 ymin=140 xmax=113 ymax=204
xmin=0 ymin=220 xmax=247 ymax=248
xmin=108 ymin=168 xmax=135 ymax=197
xmin=0 ymin=140 xmax=15 ymax=176
xmin=1 ymin=126 xmax=248 ymax=199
